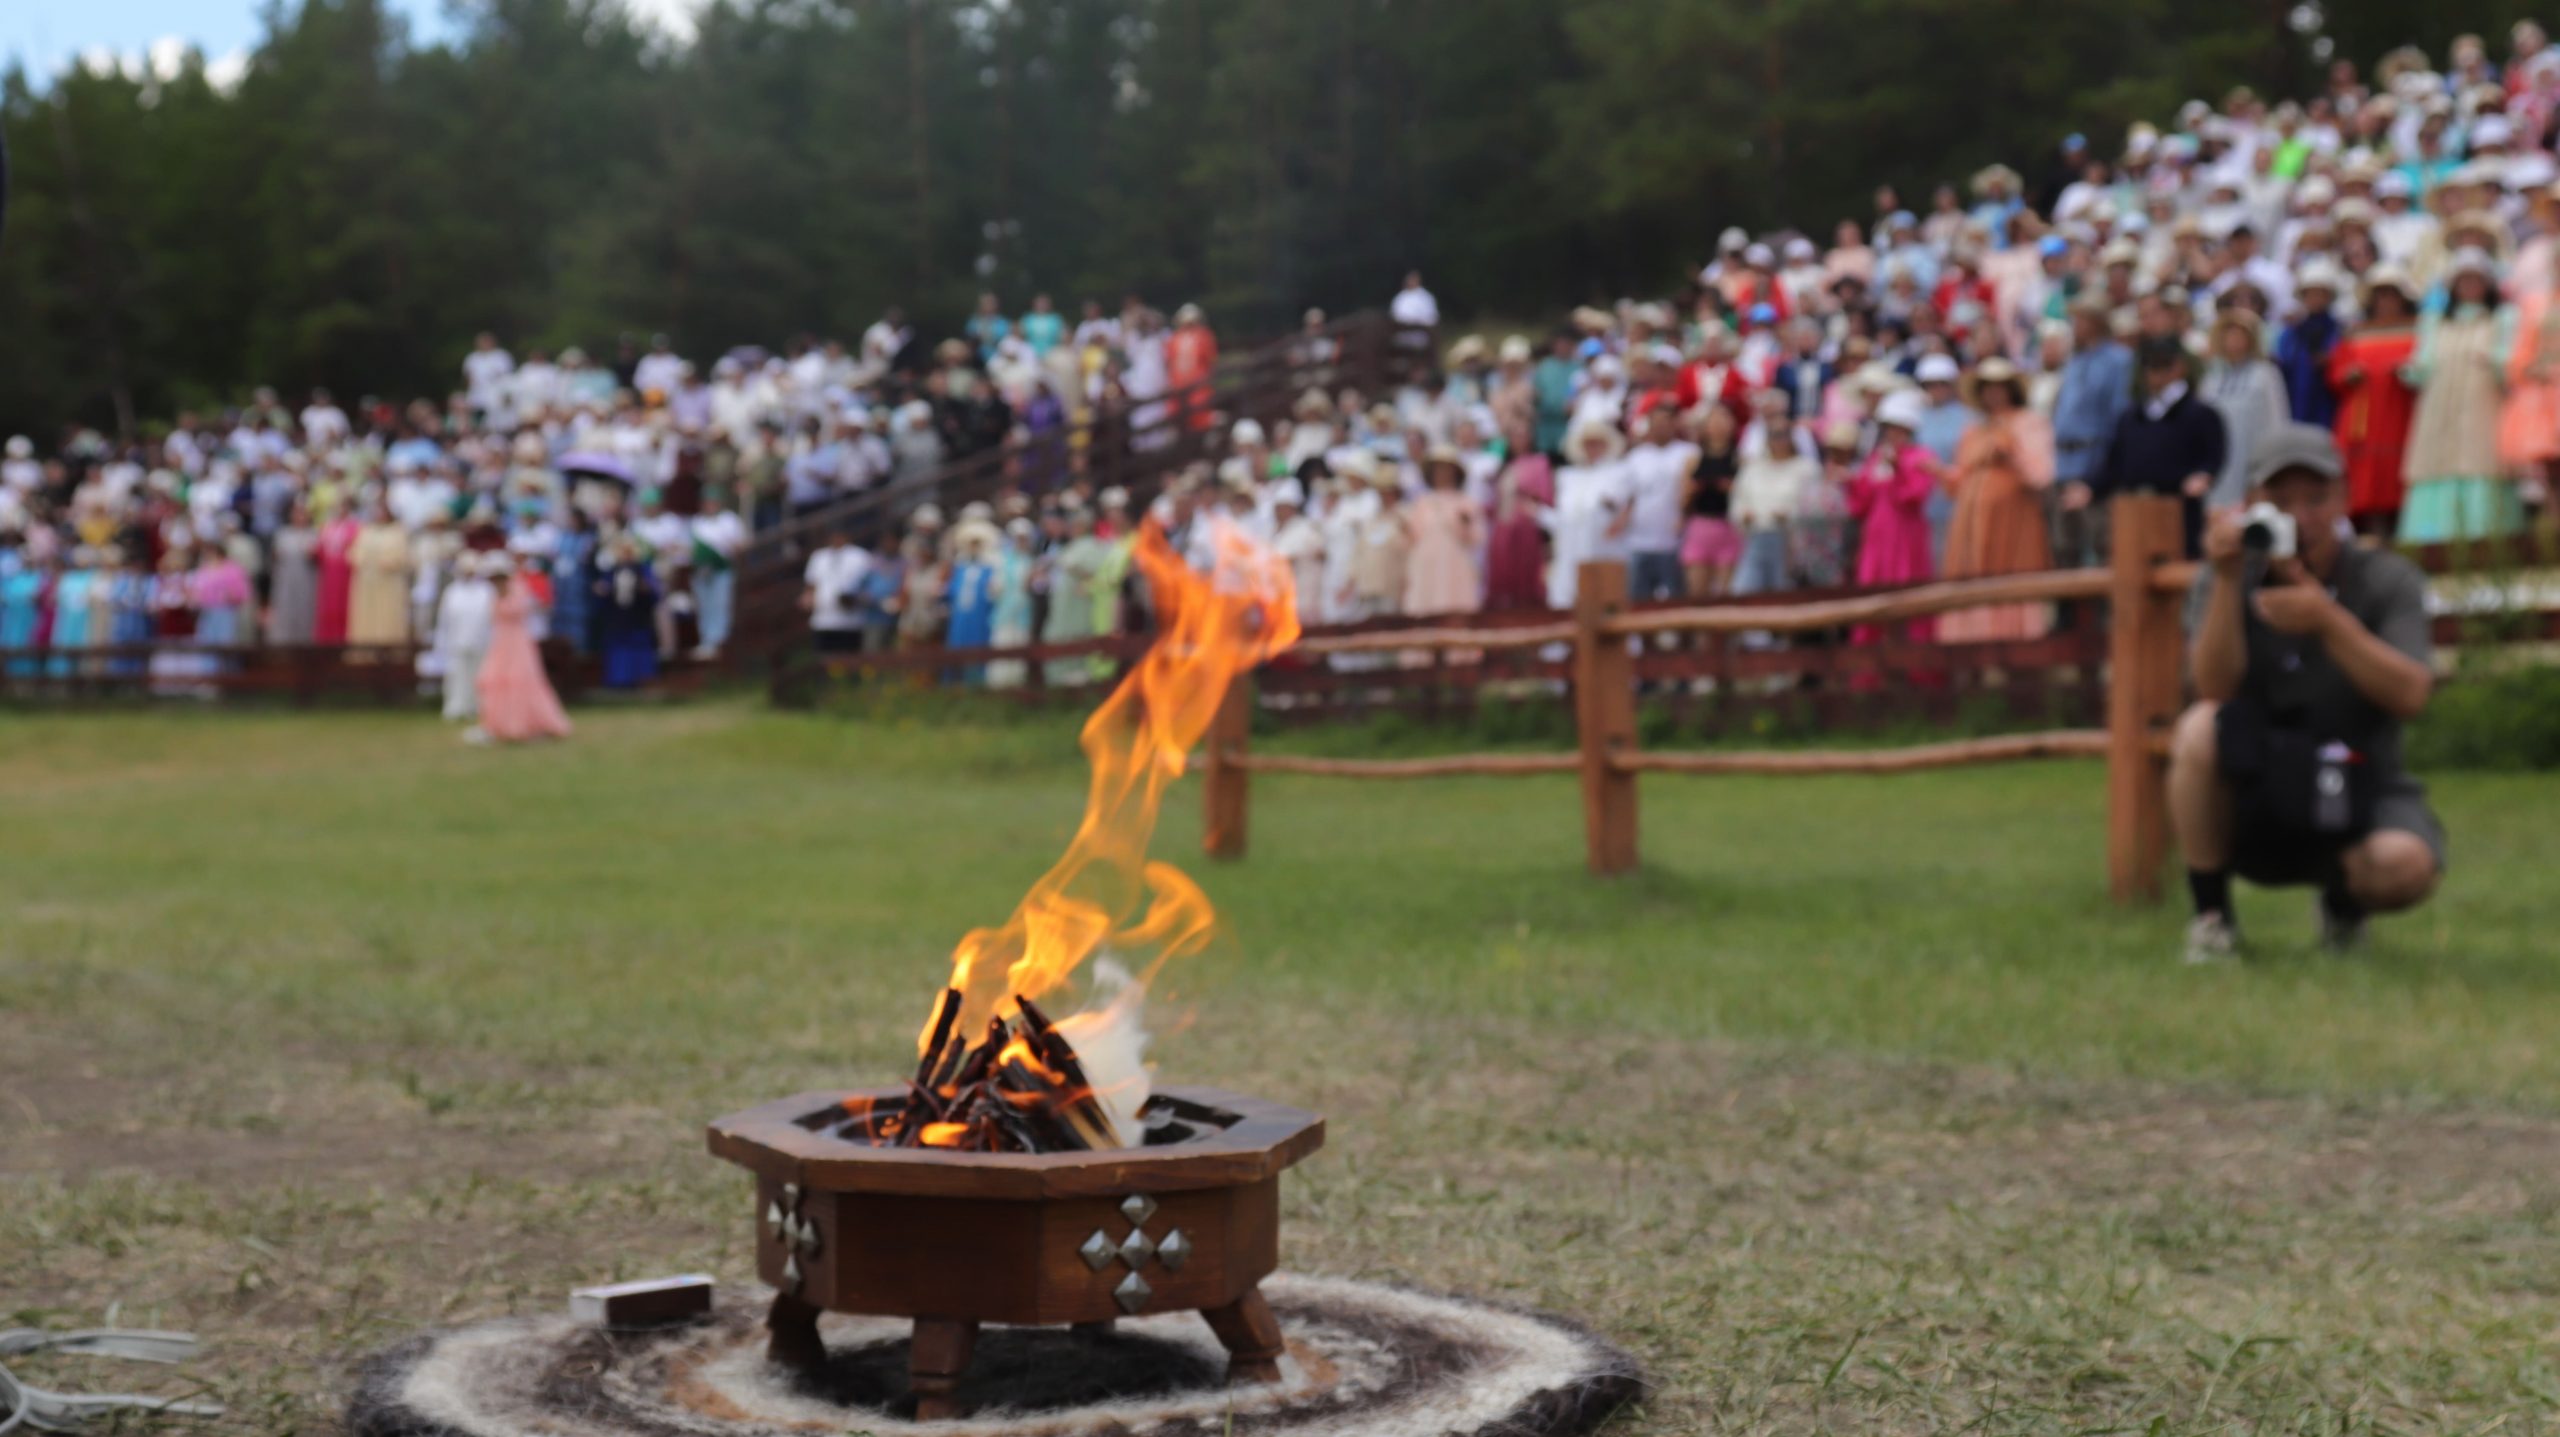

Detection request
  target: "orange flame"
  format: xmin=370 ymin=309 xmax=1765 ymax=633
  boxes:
xmin=923 ymin=517 xmax=1299 ymax=1054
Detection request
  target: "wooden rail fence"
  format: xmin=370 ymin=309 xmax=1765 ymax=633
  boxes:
xmin=1201 ymin=495 xmax=2199 ymax=904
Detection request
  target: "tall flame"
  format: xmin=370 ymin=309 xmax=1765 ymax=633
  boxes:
xmin=924 ymin=516 xmax=1299 ymax=1058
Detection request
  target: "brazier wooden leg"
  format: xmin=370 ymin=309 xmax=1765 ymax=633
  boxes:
xmin=765 ymin=1290 xmax=826 ymax=1370
xmin=1201 ymin=1286 xmax=1287 ymax=1384
xmin=909 ymin=1317 xmax=979 ymax=1420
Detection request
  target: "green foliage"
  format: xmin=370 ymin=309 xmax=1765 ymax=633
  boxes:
xmin=1 ymin=0 xmax=2546 ymax=432
xmin=2408 ymin=662 xmax=2560 ymax=772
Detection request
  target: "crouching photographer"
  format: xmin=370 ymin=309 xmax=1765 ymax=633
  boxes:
xmin=2168 ymin=422 xmax=2443 ymax=963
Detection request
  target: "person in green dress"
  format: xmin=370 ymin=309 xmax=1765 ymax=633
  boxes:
xmin=1041 ymin=505 xmax=1105 ymax=687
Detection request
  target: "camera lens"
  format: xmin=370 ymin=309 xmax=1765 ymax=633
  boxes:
xmin=2240 ymin=521 xmax=2273 ymax=550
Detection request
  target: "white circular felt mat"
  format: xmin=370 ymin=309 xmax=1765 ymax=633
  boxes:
xmin=347 ymin=1272 xmax=1643 ymax=1437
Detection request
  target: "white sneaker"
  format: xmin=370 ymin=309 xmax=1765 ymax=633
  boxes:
xmin=462 ymin=726 xmax=491 ymax=746
xmin=2183 ymin=912 xmax=2241 ymax=965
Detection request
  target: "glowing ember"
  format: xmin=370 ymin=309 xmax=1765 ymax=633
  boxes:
xmin=865 ymin=518 xmax=1297 ymax=1153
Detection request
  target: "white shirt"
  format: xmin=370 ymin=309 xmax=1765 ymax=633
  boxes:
xmin=1619 ymin=439 xmax=1697 ymax=554
xmin=300 ymin=405 xmax=350 ymax=447
xmin=435 ymin=576 xmax=496 ymax=654
xmin=1546 ymin=460 xmax=1633 ymax=610
xmin=861 ymin=321 xmax=909 ymax=372
xmin=803 ymin=544 xmax=872 ymax=631
xmin=388 ymin=476 xmax=455 ymax=529
xmin=1272 ymin=513 xmax=1325 ymax=609
xmin=1390 ymin=286 xmax=1441 ymax=327
xmin=1731 ymin=452 xmax=1818 ymax=529
xmin=634 ymin=352 xmax=687 ymax=397
xmin=1318 ymin=486 xmax=1381 ymax=623
xmin=512 ymin=361 xmax=562 ymax=413
xmin=690 ymin=510 xmax=746 ymax=562
xmin=1569 ymin=382 xmax=1627 ymax=434
xmin=463 ymin=348 xmax=515 ymax=409
xmin=162 ymin=431 xmax=204 ymax=477
xmin=634 ymin=511 xmax=690 ymax=557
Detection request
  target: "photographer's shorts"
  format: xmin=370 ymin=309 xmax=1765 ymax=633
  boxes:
xmin=2232 ymin=777 xmax=2448 ymax=887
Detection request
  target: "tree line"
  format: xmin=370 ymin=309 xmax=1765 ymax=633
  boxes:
xmin=0 ymin=0 xmax=2534 ymax=440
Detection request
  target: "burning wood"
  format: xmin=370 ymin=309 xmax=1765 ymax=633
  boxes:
xmin=848 ymin=988 xmax=1120 ymax=1153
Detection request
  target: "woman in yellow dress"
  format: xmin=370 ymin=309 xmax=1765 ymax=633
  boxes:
xmin=346 ymin=497 xmax=414 ymax=654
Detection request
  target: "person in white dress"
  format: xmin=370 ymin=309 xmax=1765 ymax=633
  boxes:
xmin=1546 ymin=417 xmax=1633 ymax=611
xmin=1319 ymin=451 xmax=1384 ymax=625
xmin=1267 ymin=477 xmax=1326 ymax=615
xmin=688 ymin=495 xmax=747 ymax=657
xmin=434 ymin=551 xmax=497 ymax=728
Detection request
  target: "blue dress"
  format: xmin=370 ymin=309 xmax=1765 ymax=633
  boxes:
xmin=0 ymin=565 xmax=40 ymax=677
xmin=944 ymin=560 xmax=994 ymax=684
xmin=2275 ymin=313 xmax=2342 ymax=428
xmin=596 ymin=564 xmax=659 ymax=689
xmin=552 ymin=530 xmax=598 ymax=655
xmin=48 ymin=570 xmax=96 ymax=678
xmin=110 ymin=573 xmax=155 ymax=676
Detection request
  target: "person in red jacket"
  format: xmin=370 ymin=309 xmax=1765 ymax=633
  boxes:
xmin=1675 ymin=328 xmax=1755 ymax=425
xmin=1165 ymin=302 xmax=1220 ymax=433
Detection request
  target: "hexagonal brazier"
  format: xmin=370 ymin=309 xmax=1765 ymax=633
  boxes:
xmin=706 ymin=1085 xmax=1323 ymax=1419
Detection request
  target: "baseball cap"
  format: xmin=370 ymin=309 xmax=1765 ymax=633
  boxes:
xmin=2247 ymin=422 xmax=2344 ymax=488
xmin=1914 ymin=353 xmax=1961 ymax=385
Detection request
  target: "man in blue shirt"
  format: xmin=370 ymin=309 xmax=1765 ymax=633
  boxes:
xmin=2049 ymin=298 xmax=2134 ymax=567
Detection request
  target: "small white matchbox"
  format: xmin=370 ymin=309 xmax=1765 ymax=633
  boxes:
xmin=570 ymin=1274 xmax=716 ymax=1329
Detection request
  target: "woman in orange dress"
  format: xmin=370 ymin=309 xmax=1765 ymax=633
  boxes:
xmin=2500 ymin=242 xmax=2560 ymax=486
xmin=2327 ymin=267 xmax=2422 ymax=536
xmin=1939 ymin=357 xmax=2055 ymax=642
xmin=476 ymin=560 xmax=573 ymax=743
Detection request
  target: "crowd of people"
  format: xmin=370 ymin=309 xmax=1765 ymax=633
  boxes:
xmin=10 ymin=31 xmax=2560 ymax=694
xmin=0 ymin=293 xmax=1244 ymax=694
xmin=797 ymin=31 xmax=2560 ymax=677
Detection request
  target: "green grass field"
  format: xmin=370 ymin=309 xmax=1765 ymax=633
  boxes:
xmin=5 ymin=703 xmax=2559 ymax=1434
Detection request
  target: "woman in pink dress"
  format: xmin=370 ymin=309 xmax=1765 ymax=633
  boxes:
xmin=313 ymin=511 xmax=361 ymax=644
xmin=1846 ymin=389 xmax=1941 ymax=647
xmin=476 ymin=563 xmax=573 ymax=743
xmin=1402 ymin=446 xmax=1485 ymax=616
xmin=1483 ymin=453 xmax=1549 ymax=611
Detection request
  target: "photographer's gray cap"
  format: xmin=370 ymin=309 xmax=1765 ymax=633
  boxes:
xmin=2248 ymin=422 xmax=2344 ymax=488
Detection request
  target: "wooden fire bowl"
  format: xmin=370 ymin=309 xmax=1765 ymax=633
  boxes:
xmin=706 ymin=1086 xmax=1324 ymax=1420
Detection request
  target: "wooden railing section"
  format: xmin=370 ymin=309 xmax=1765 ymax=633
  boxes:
xmin=1205 ymin=495 xmax=2187 ymax=904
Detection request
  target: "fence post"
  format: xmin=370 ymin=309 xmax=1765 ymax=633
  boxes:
xmin=1203 ymin=672 xmax=1252 ymax=860
xmin=2106 ymin=495 xmax=2185 ymax=904
xmin=1573 ymin=561 xmax=1638 ymax=875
